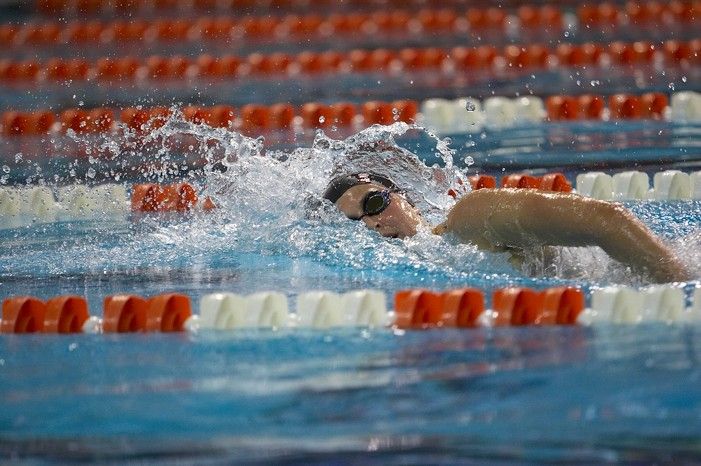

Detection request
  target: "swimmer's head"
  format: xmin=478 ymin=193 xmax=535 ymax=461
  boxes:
xmin=323 ymin=172 xmax=424 ymax=238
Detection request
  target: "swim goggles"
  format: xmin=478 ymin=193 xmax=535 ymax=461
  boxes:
xmin=348 ymin=189 xmax=393 ymax=220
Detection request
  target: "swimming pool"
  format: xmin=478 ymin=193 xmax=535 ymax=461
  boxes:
xmin=2 ymin=0 xmax=701 ymax=463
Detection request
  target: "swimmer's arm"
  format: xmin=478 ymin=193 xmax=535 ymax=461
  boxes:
xmin=435 ymin=189 xmax=689 ymax=283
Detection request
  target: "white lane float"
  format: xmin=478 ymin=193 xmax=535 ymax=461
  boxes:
xmin=653 ymin=170 xmax=692 ymax=200
xmin=296 ymin=291 xmax=346 ymax=328
xmin=612 ymin=171 xmax=649 ymax=200
xmin=670 ymin=91 xmax=701 ymax=123
xmin=513 ymin=96 xmax=546 ymax=124
xmin=452 ymin=97 xmax=484 ymax=133
xmin=246 ymin=291 xmax=290 ymax=328
xmin=588 ymin=287 xmax=645 ymax=324
xmin=483 ymin=96 xmax=517 ymax=129
xmin=59 ymin=184 xmax=129 ymax=219
xmin=0 ymin=187 xmax=21 ymax=227
xmin=341 ymin=290 xmax=389 ymax=327
xmin=199 ymin=292 xmax=248 ymax=330
xmin=21 ymin=186 xmax=57 ymax=222
xmin=691 ymin=172 xmax=701 ymax=200
xmin=420 ymin=98 xmax=457 ymax=135
xmin=640 ymin=285 xmax=687 ymax=323
xmin=575 ymin=172 xmax=613 ymax=200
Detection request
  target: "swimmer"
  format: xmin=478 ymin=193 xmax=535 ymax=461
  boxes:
xmin=323 ymin=172 xmax=690 ymax=283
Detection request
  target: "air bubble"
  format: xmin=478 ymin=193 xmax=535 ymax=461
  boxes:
xmin=318 ymin=115 xmax=325 ymax=124
xmin=14 ymin=153 xmax=22 ymax=162
xmin=86 ymin=168 xmax=96 ymax=179
xmin=2 ymin=165 xmax=10 ymax=173
xmin=682 ymin=76 xmax=687 ymax=83
xmin=465 ymin=101 xmax=476 ymax=112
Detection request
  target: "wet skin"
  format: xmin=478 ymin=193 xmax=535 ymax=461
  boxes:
xmin=335 ymin=185 xmax=689 ymax=283
xmin=335 ymin=183 xmax=425 ymax=238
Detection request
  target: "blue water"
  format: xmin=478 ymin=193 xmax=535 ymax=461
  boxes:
xmin=1 ymin=114 xmax=701 ymax=463
xmin=1 ymin=326 xmax=701 ymax=463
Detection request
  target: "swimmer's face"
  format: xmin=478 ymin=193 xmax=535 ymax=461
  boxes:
xmin=335 ymin=183 xmax=425 ymax=238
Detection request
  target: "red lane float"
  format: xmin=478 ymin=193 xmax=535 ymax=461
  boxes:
xmin=492 ymin=287 xmax=584 ymax=326
xmin=539 ymin=173 xmax=572 ymax=192
xmin=441 ymin=288 xmax=486 ymax=327
xmin=0 ymin=92 xmax=673 ymax=139
xmin=103 ymin=294 xmax=147 ymax=333
xmin=131 ymin=182 xmax=200 ymax=213
xmin=44 ymin=296 xmax=89 ymax=333
xmin=2 ymin=37 xmax=700 ymax=86
xmin=468 ymin=175 xmax=497 ymax=190
xmin=542 ymin=287 xmax=585 ymax=325
xmin=501 ymin=174 xmax=540 ymax=189
xmin=394 ymin=288 xmax=486 ymax=329
xmin=493 ymin=288 xmax=549 ymax=326
xmin=146 ymin=293 xmax=192 ymax=332
xmin=394 ymin=289 xmax=445 ymax=328
xmin=1 ymin=297 xmax=46 ymax=333
xmin=104 ymin=293 xmax=193 ymax=333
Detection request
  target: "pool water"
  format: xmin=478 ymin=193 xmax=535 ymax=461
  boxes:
xmin=1 ymin=120 xmax=701 ymax=463
xmin=2 ymin=1 xmax=701 ymax=463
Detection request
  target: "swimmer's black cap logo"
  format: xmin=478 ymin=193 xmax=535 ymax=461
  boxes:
xmin=323 ymin=172 xmax=401 ymax=204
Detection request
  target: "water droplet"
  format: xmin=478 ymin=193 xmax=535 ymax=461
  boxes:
xmin=463 ymin=156 xmax=474 ymax=165
xmin=2 ymin=165 xmax=10 ymax=173
xmin=590 ymin=80 xmax=600 ymax=87
xmin=14 ymin=153 xmax=22 ymax=162
xmin=86 ymin=168 xmax=96 ymax=179
xmin=669 ymin=82 xmax=676 ymax=90
xmin=682 ymin=76 xmax=687 ymax=83
xmin=465 ymin=101 xmax=476 ymax=112
xmin=318 ymin=115 xmax=325 ymax=124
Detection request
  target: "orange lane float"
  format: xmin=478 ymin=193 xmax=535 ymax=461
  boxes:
xmin=103 ymin=293 xmax=191 ymax=332
xmin=130 ymin=182 xmax=201 ymax=213
xmin=44 ymin=296 xmax=90 ymax=333
xmin=0 ymin=92 xmax=675 ymax=140
xmin=539 ymin=173 xmax=572 ymax=192
xmin=103 ymin=294 xmax=148 ymax=333
xmin=492 ymin=287 xmax=585 ymax=326
xmin=394 ymin=289 xmax=448 ymax=328
xmin=394 ymin=286 xmax=584 ymax=329
xmin=441 ymin=288 xmax=486 ymax=327
xmin=493 ymin=288 xmax=549 ymax=326
xmin=501 ymin=174 xmax=541 ymax=189
xmin=2 ymin=37 xmax=700 ymax=86
xmin=146 ymin=293 xmax=192 ymax=332
xmin=546 ymin=96 xmax=582 ymax=121
xmin=1 ymin=297 xmax=46 ymax=333
xmin=394 ymin=288 xmax=486 ymax=329
xmin=501 ymin=173 xmax=572 ymax=192
xmin=468 ymin=175 xmax=497 ymax=190
xmin=542 ymin=287 xmax=586 ymax=325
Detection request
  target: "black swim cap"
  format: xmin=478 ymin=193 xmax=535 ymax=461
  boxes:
xmin=323 ymin=172 xmax=402 ymax=204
